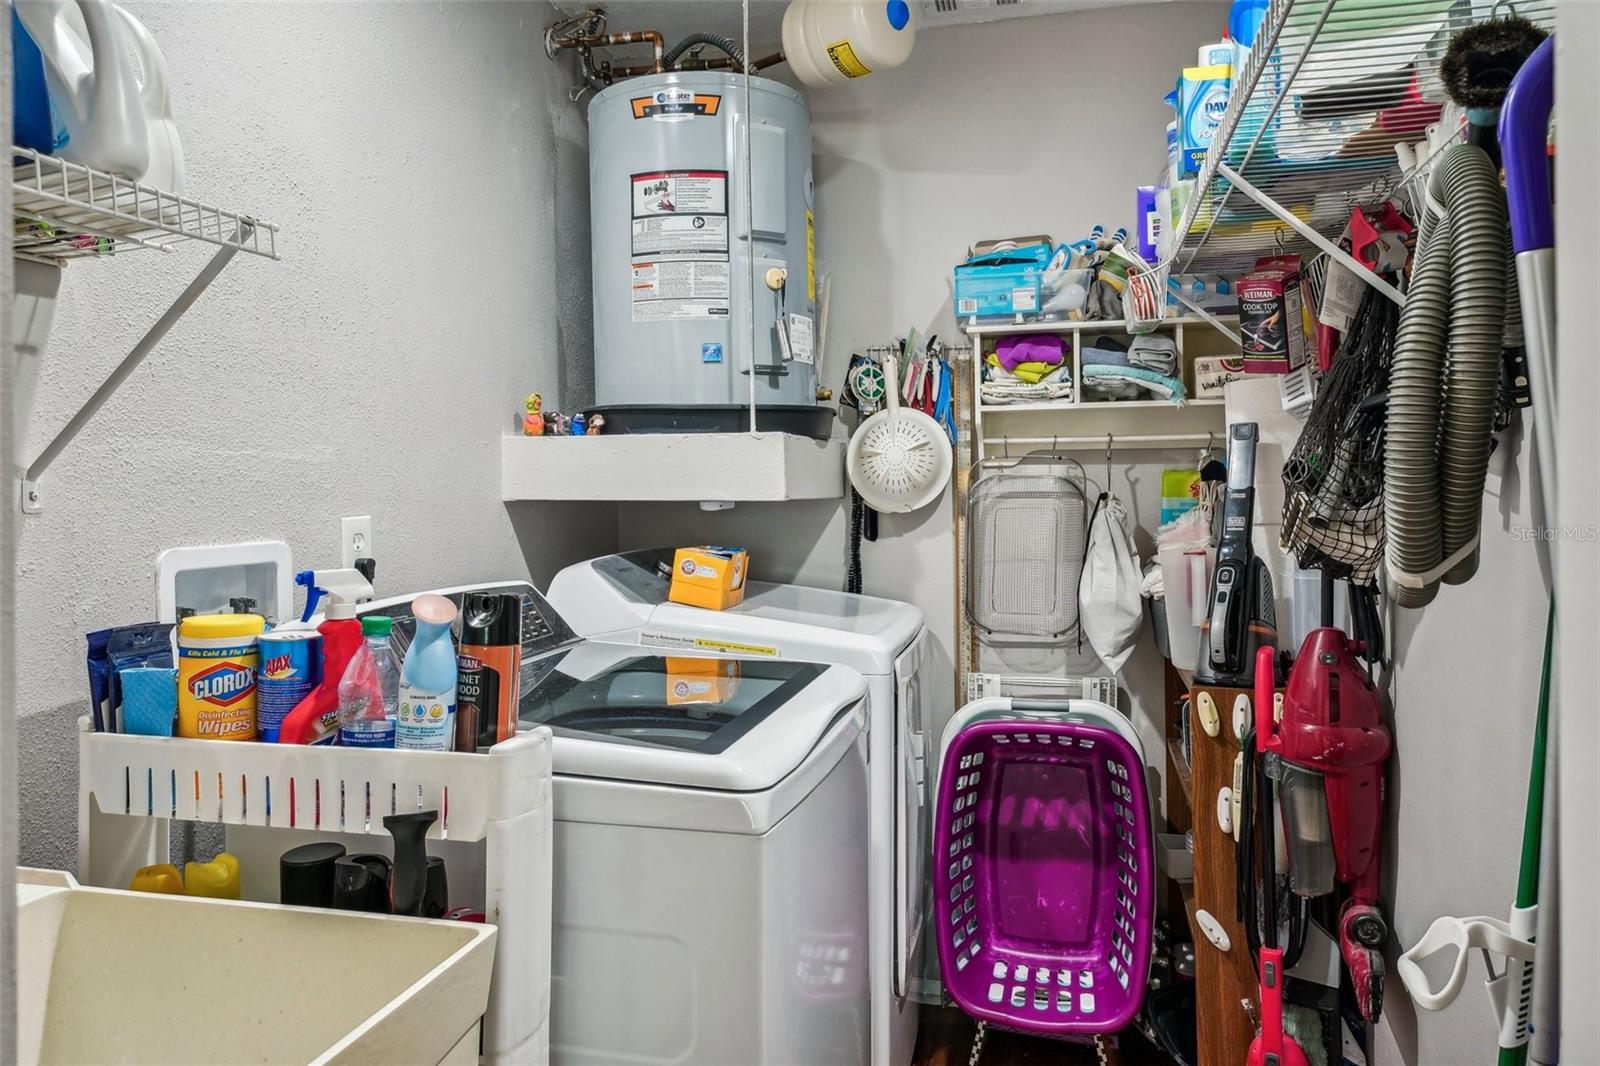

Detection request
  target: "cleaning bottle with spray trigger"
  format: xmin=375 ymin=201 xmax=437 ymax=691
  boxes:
xmin=277 ymin=567 xmax=375 ymax=745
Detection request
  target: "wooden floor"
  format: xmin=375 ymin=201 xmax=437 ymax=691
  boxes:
xmin=913 ymin=1006 xmax=1176 ymax=1066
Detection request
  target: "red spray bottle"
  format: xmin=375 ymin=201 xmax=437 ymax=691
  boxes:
xmin=278 ymin=568 xmax=375 ymax=745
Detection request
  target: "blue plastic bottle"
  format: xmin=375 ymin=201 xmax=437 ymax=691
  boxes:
xmin=1228 ymin=0 xmax=1277 ymax=165
xmin=396 ymin=594 xmax=459 ymax=751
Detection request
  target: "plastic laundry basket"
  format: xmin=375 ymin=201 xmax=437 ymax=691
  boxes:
xmin=932 ymin=698 xmax=1155 ymax=1035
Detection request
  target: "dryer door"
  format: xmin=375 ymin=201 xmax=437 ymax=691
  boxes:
xmin=892 ymin=628 xmax=933 ymax=1000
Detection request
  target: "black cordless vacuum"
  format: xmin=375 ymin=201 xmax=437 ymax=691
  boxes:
xmin=1195 ymin=422 xmax=1278 ymax=687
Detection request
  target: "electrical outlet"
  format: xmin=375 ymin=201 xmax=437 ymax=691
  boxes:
xmin=341 ymin=515 xmax=373 ymax=569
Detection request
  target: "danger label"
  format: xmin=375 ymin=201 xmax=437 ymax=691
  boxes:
xmin=631 ymin=170 xmax=730 ymax=322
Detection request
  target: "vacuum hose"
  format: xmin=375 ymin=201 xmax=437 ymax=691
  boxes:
xmin=663 ymin=33 xmax=747 ymax=72
xmin=1384 ymin=143 xmax=1509 ymax=607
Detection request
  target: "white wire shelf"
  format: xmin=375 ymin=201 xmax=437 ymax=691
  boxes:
xmin=12 ymin=146 xmax=280 ymax=265
xmin=1170 ymin=0 xmax=1556 ymax=281
xmin=964 ymin=315 xmax=1236 ymax=337
xmin=981 ymin=398 xmax=1227 ymax=413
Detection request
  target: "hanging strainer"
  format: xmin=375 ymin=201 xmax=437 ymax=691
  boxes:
xmin=846 ymin=353 xmax=952 ymax=513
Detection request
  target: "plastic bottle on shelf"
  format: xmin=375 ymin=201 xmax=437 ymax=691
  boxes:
xmin=277 ymin=568 xmax=374 ymax=745
xmin=396 ymin=594 xmax=459 ymax=751
xmin=338 ymin=616 xmax=398 ymax=748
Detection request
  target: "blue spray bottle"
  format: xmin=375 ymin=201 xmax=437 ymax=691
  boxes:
xmin=396 ymin=594 xmax=459 ymax=751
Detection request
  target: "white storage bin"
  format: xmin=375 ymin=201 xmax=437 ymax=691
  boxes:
xmin=77 ymin=721 xmax=553 ymax=1065
xmin=16 ymin=868 xmax=495 ymax=1065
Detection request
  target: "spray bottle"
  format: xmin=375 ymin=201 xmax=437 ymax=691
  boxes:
xmin=395 ymin=594 xmax=459 ymax=751
xmin=277 ymin=567 xmax=375 ymax=745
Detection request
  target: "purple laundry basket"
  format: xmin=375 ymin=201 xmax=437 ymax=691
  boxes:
xmin=933 ymin=702 xmax=1155 ymax=1035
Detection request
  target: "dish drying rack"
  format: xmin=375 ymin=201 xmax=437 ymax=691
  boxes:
xmin=12 ymin=147 xmax=281 ymax=513
xmin=1166 ymin=0 xmax=1558 ymax=320
xmin=76 ymin=721 xmax=553 ymax=1065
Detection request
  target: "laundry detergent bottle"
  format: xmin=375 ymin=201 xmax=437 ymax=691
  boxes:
xmin=278 ymin=568 xmax=374 ymax=745
xmin=396 ymin=594 xmax=459 ymax=751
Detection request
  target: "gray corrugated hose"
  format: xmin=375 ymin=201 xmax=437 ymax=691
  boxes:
xmin=1384 ymin=143 xmax=1508 ymax=607
xmin=663 ymin=33 xmax=747 ymax=71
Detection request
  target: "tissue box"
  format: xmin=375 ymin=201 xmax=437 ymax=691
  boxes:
xmin=1194 ymin=355 xmax=1251 ymax=396
xmin=669 ymin=546 xmax=749 ymax=610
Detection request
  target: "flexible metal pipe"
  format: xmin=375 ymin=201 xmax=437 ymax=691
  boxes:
xmin=1384 ymin=143 xmax=1508 ymax=605
xmin=661 ymin=32 xmax=748 ymax=72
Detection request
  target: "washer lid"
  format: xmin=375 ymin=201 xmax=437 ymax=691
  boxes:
xmin=576 ymin=549 xmax=925 ymax=674
xmin=519 ymin=641 xmax=867 ymax=792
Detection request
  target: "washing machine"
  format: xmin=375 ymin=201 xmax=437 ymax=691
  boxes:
xmin=361 ymin=580 xmax=871 ymax=1066
xmin=548 ymin=549 xmax=932 ymax=1066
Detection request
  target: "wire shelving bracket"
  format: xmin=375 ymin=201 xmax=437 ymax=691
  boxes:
xmin=12 ymin=147 xmax=281 ymax=513
xmin=1164 ymin=0 xmax=1557 ymax=304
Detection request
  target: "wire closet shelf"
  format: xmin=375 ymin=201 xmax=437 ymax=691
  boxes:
xmin=1167 ymin=0 xmax=1557 ymax=283
xmin=12 ymin=146 xmax=280 ymax=265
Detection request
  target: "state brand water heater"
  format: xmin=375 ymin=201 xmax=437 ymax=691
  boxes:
xmin=587 ymin=72 xmax=827 ymax=437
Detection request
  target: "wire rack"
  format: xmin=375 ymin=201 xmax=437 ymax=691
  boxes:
xmin=12 ymin=147 xmax=280 ymax=265
xmin=1170 ymin=0 xmax=1556 ymax=280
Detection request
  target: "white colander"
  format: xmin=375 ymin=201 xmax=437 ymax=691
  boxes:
xmin=846 ymin=353 xmax=952 ymax=513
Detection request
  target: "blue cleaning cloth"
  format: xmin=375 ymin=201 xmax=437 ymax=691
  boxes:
xmin=120 ymin=667 xmax=177 ymax=736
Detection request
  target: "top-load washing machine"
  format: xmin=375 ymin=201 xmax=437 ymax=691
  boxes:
xmin=548 ymin=549 xmax=933 ymax=1066
xmin=361 ymin=581 xmax=871 ymax=1066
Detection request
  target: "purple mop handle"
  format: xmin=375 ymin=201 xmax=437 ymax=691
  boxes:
xmin=1499 ymin=36 xmax=1555 ymax=254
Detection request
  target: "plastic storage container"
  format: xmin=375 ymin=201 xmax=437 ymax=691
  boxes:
xmin=16 ymin=868 xmax=495 ymax=1065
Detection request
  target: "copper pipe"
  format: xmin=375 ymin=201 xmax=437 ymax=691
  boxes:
xmin=609 ymin=50 xmax=783 ymax=79
xmin=549 ymin=29 xmax=665 ymax=74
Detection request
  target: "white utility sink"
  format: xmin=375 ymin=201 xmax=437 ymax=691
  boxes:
xmin=16 ymin=868 xmax=496 ymax=1065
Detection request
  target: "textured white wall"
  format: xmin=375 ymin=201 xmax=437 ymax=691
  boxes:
xmin=13 ymin=1 xmax=613 ymax=871
xmin=617 ymin=0 xmax=1230 ymax=773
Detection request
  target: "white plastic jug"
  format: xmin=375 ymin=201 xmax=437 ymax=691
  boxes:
xmin=782 ymin=0 xmax=917 ymax=89
xmin=14 ymin=0 xmax=148 ymax=181
xmin=112 ymin=5 xmax=185 ymax=193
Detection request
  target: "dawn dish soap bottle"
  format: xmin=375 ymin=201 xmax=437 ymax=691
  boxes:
xmin=338 ymin=615 xmax=398 ymax=747
xmin=396 ymin=594 xmax=459 ymax=751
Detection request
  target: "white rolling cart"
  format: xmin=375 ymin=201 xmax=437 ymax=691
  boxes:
xmin=77 ymin=721 xmax=554 ymax=1065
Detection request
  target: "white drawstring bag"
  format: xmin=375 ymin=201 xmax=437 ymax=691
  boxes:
xmin=1079 ymin=493 xmax=1144 ymax=673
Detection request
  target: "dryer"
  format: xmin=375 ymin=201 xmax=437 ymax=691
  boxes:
xmin=548 ymin=549 xmax=932 ymax=1066
xmin=361 ymin=581 xmax=871 ymax=1065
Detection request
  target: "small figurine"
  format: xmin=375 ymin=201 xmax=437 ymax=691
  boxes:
xmin=522 ymin=393 xmax=545 ymax=437
xmin=546 ymin=411 xmax=569 ymax=436
xmin=570 ymin=411 xmax=588 ymax=437
xmin=586 ymin=413 xmax=606 ymax=436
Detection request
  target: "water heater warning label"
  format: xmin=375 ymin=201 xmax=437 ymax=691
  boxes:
xmin=631 ymin=170 xmax=730 ymax=322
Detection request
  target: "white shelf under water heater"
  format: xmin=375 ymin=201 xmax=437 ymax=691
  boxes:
xmin=500 ymin=431 xmax=847 ymax=503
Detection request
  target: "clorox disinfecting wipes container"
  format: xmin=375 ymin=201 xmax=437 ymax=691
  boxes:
xmin=177 ymin=613 xmax=265 ymax=740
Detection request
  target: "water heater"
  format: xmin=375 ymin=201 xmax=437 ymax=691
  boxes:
xmin=588 ymin=72 xmax=826 ymax=436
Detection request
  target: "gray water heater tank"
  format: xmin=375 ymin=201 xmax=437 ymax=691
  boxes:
xmin=588 ymin=72 xmax=823 ymax=434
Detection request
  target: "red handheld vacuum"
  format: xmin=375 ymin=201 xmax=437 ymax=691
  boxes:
xmin=1255 ymin=614 xmax=1393 ymax=1025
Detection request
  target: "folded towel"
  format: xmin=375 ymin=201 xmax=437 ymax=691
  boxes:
xmin=1129 ymin=335 xmax=1179 ymax=376
xmin=994 ymin=334 xmax=1067 ymax=371
xmin=1081 ymin=362 xmax=1187 ymax=402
